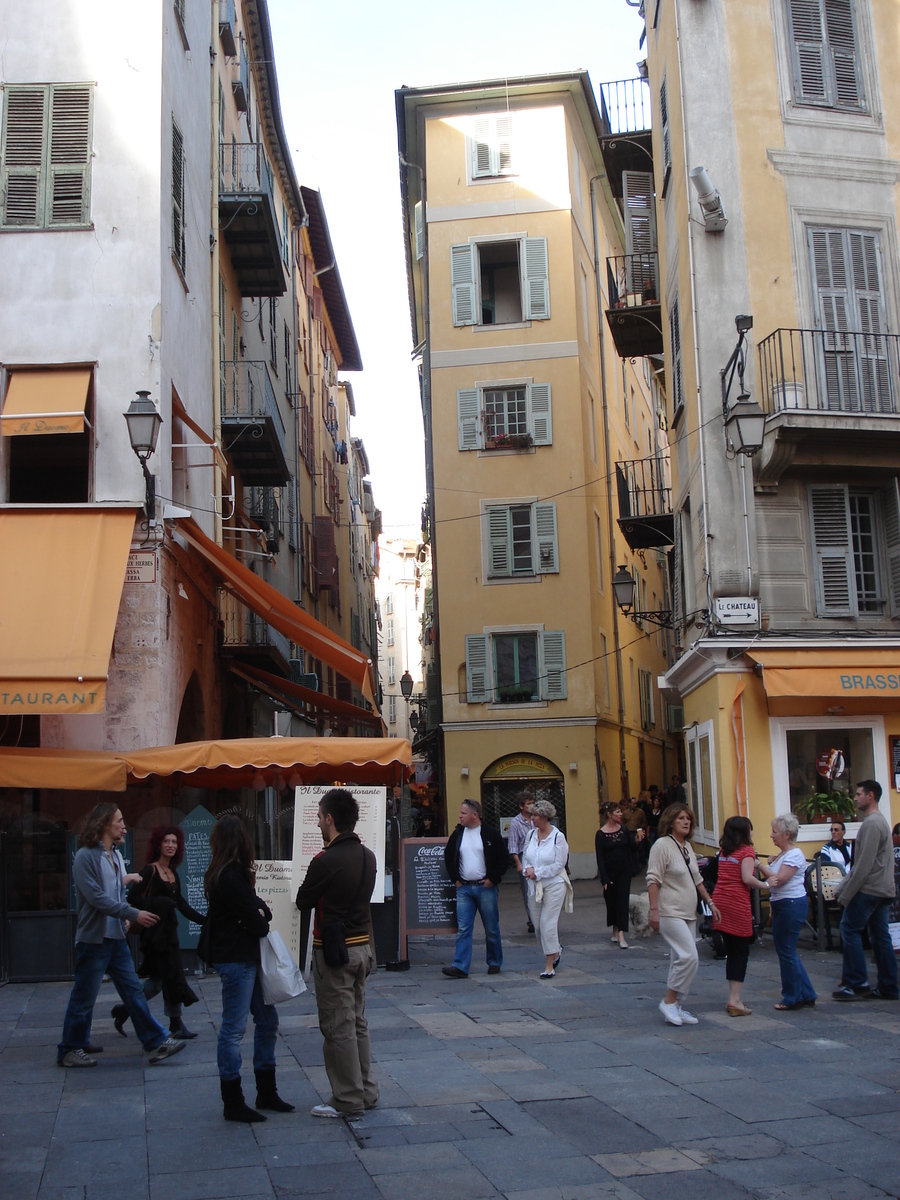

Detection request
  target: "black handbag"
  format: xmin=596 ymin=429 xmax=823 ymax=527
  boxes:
xmin=320 ymin=853 xmax=369 ymax=968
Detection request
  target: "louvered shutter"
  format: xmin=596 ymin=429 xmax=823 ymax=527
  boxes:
xmin=789 ymin=0 xmax=863 ymax=108
xmin=414 ymin=200 xmax=424 ymax=261
xmin=523 ymin=237 xmax=550 ymax=320
xmin=673 ymin=512 xmax=684 ymax=629
xmin=848 ymin=231 xmax=889 ymax=412
xmin=46 ymin=86 xmax=91 ymax=225
xmin=1 ymin=87 xmax=46 ymax=226
xmin=789 ymin=0 xmax=829 ymax=103
xmin=659 ymin=79 xmax=671 ymax=178
xmin=451 ymin=243 xmax=477 ymax=326
xmin=623 ymin=170 xmax=656 ymax=253
xmin=825 ymin=0 xmax=863 ymax=107
xmin=809 ymin=227 xmax=858 ymax=410
xmin=541 ymin=631 xmax=567 ymax=700
xmin=487 ymin=506 xmax=511 ymax=577
xmin=472 ymin=116 xmax=493 ymax=178
xmin=495 ymin=113 xmax=513 ymax=174
xmin=534 ymin=503 xmax=559 ymax=574
xmin=809 ymin=485 xmax=856 ymax=615
xmin=465 ymin=634 xmax=491 ymax=702
xmin=172 ymin=120 xmax=186 ymax=272
xmin=669 ymin=297 xmax=684 ymax=416
xmin=529 ymin=383 xmax=552 ymax=445
xmin=457 ymin=387 xmax=481 ymax=450
xmin=881 ymin=479 xmax=900 ymax=618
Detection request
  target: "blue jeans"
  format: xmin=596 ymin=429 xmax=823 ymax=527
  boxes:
xmin=453 ymin=882 xmax=502 ymax=973
xmin=771 ymin=898 xmax=817 ymax=1006
xmin=840 ymin=892 xmax=899 ymax=995
xmin=58 ymin=938 xmax=168 ymax=1061
xmin=215 ymin=960 xmax=279 ymax=1081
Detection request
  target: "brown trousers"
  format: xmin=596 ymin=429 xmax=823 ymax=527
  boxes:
xmin=312 ymin=943 xmax=378 ymax=1114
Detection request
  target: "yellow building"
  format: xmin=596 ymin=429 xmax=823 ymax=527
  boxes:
xmin=397 ymin=75 xmax=677 ymax=875
xmin=634 ymin=0 xmax=899 ymax=851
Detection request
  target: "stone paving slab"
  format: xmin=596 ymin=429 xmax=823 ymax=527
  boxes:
xmin=1 ymin=879 xmax=898 ymax=1200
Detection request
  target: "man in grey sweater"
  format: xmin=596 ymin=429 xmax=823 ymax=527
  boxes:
xmin=833 ymin=780 xmax=898 ymax=1001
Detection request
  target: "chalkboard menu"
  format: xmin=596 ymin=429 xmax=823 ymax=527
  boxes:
xmin=400 ymin=838 xmax=456 ymax=957
xmin=176 ymin=805 xmax=215 ymax=948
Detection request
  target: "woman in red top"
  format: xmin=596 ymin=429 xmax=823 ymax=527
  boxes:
xmin=713 ymin=817 xmax=768 ymax=1016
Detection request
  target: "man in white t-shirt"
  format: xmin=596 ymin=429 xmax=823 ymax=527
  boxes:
xmin=442 ymin=800 xmax=510 ymax=978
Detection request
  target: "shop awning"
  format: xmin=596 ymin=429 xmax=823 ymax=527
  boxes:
xmin=745 ymin=647 xmax=900 ymax=715
xmin=0 ymin=508 xmax=137 ymax=714
xmin=0 ymin=746 xmax=127 ymax=790
xmin=173 ymin=516 xmax=378 ymax=709
xmin=230 ymin=662 xmax=384 ymax=731
xmin=1 ymin=369 xmax=92 ymax=436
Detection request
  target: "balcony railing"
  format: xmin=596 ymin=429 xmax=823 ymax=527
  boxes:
xmin=218 ymin=143 xmax=284 ymax=296
xmin=604 ymin=252 xmax=663 ymax=358
xmin=758 ymin=328 xmax=900 ymax=416
xmin=599 ymin=78 xmax=652 ymax=136
xmin=219 ymin=592 xmax=292 ymax=668
xmin=221 ymin=360 xmax=290 ymax=486
xmin=615 ymin=454 xmax=674 ymax=551
xmin=245 ymin=485 xmax=283 ymax=553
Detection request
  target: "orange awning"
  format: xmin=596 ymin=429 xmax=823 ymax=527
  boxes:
xmin=745 ymin=647 xmax=900 ymax=714
xmin=0 ymin=508 xmax=137 ymax=714
xmin=1 ymin=369 xmax=92 ymax=435
xmin=174 ymin=515 xmax=377 ymax=709
xmin=230 ymin=662 xmax=384 ymax=730
xmin=0 ymin=747 xmax=126 ymax=791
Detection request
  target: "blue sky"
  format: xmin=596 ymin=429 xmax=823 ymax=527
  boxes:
xmin=267 ymin=0 xmax=646 ymax=535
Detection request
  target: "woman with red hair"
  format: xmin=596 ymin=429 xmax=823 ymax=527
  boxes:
xmin=111 ymin=825 xmax=205 ymax=1040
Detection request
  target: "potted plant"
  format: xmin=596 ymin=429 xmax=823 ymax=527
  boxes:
xmin=795 ymin=790 xmax=856 ymax=824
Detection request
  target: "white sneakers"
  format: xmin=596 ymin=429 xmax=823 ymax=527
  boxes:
xmin=659 ymin=999 xmax=682 ymax=1025
xmin=677 ymin=1006 xmax=699 ymax=1024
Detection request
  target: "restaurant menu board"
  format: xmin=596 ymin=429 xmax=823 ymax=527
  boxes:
xmin=256 ymin=860 xmax=302 ymax=966
xmin=176 ymin=805 xmax=215 ymax=948
xmin=400 ymin=838 xmax=457 ymax=957
xmin=891 ymin=736 xmax=900 ymax=791
xmin=291 ymin=786 xmax=386 ymax=904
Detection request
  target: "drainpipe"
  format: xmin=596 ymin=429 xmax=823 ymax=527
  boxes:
xmin=590 ymin=175 xmax=628 ymax=802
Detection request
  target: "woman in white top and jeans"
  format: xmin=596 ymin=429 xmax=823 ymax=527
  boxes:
xmin=757 ymin=813 xmax=816 ymax=1010
xmin=522 ymin=800 xmax=569 ymax=978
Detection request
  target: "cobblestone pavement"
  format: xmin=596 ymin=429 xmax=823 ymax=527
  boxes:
xmin=1 ymin=879 xmax=898 ymax=1200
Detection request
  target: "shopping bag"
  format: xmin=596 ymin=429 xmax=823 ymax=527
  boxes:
xmin=258 ymin=931 xmax=307 ymax=1005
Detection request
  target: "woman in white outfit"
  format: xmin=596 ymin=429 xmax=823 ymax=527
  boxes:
xmin=522 ymin=801 xmax=569 ymax=978
xmin=646 ymin=804 xmax=721 ymax=1026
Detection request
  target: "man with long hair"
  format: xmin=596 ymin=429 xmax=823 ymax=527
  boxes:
xmin=57 ymin=803 xmax=186 ymax=1068
xmin=295 ymin=788 xmax=377 ymax=1118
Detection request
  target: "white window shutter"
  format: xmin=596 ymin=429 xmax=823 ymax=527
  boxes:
xmin=809 ymin=485 xmax=856 ymax=615
xmin=47 ymin=86 xmax=92 ymax=226
xmin=1 ymin=87 xmax=46 ymax=227
xmin=529 ymin=383 xmax=552 ymax=445
xmin=465 ymin=634 xmax=491 ymax=702
xmin=487 ymin=506 xmax=511 ymax=577
xmin=495 ymin=113 xmax=513 ymax=174
xmin=471 ymin=116 xmax=492 ymax=178
xmin=457 ymin=388 xmax=481 ymax=451
xmin=881 ymin=479 xmax=900 ymax=618
xmin=523 ymin=237 xmax=550 ymax=320
xmin=450 ymin=243 xmax=477 ymax=326
xmin=414 ymin=200 xmax=424 ymax=261
xmin=541 ymin=631 xmax=567 ymax=700
xmin=534 ymin=502 xmax=559 ymax=574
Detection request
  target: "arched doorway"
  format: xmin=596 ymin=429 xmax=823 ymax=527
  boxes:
xmin=480 ymin=753 xmax=566 ymax=836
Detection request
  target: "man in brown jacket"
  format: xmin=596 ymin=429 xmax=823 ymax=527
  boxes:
xmin=295 ymin=788 xmax=378 ymax=1117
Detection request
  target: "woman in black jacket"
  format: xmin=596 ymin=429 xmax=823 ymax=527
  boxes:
xmin=204 ymin=816 xmax=292 ymax=1123
xmin=111 ymin=825 xmax=204 ymax=1040
xmin=595 ymin=802 xmax=645 ymax=949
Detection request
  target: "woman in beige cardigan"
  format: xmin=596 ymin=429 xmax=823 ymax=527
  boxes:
xmin=646 ymin=804 xmax=720 ymax=1027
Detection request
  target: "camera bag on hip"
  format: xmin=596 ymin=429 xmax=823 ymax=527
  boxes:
xmin=320 ymin=852 xmax=369 ymax=968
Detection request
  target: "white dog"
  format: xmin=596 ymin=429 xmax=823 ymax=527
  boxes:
xmin=628 ymin=892 xmax=653 ymax=937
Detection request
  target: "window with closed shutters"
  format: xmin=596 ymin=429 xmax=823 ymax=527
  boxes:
xmin=787 ymin=0 xmax=864 ymax=110
xmin=669 ymin=296 xmax=684 ymax=420
xmin=172 ymin=118 xmax=186 ymax=274
xmin=1 ymin=84 xmax=93 ymax=229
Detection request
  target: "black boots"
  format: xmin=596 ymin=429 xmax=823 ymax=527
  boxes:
xmin=221 ymin=1077 xmax=266 ymax=1123
xmin=168 ymin=1013 xmax=198 ymax=1040
xmin=111 ymin=1004 xmax=129 ymax=1036
xmin=255 ymin=1067 xmax=295 ymax=1113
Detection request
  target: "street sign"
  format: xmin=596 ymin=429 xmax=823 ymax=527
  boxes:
xmin=714 ymin=597 xmax=759 ymax=626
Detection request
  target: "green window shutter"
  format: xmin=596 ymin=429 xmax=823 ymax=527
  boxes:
xmin=414 ymin=199 xmax=424 ymax=261
xmin=457 ymin=387 xmax=481 ymax=450
xmin=881 ymin=479 xmax=900 ymax=619
xmin=47 ymin=85 xmax=92 ymax=226
xmin=450 ymin=242 xmax=476 ymax=326
xmin=540 ymin=631 xmax=567 ymax=700
xmin=487 ymin=506 xmax=511 ymax=577
xmin=534 ymin=502 xmax=559 ymax=574
xmin=809 ymin=484 xmax=856 ymax=615
xmin=465 ymin=634 xmax=491 ymax=702
xmin=1 ymin=86 xmax=46 ymax=227
xmin=522 ymin=237 xmax=550 ymax=320
xmin=172 ymin=119 xmax=186 ymax=273
xmin=529 ymin=383 xmax=552 ymax=445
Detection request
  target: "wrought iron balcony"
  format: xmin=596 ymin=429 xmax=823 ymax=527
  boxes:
xmin=218 ymin=142 xmax=285 ymax=296
xmin=219 ymin=592 xmax=292 ymax=674
xmin=245 ymin=485 xmax=283 ymax=553
xmin=221 ymin=360 xmax=290 ymax=486
xmin=598 ymin=78 xmax=653 ymax=200
xmin=604 ymin=252 xmax=663 ymax=358
xmin=615 ymin=454 xmax=674 ymax=550
xmin=758 ymin=328 xmax=900 ymax=416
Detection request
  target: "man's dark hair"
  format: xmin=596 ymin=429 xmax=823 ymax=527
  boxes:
xmin=830 ymin=819 xmax=846 ymax=833
xmin=858 ymin=779 xmax=882 ymax=802
xmin=515 ymin=791 xmax=532 ymax=809
xmin=320 ymin=788 xmax=359 ymax=833
xmin=462 ymin=798 xmax=482 ymax=818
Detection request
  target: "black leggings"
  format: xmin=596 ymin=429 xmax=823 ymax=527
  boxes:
xmin=721 ymin=932 xmax=753 ymax=982
xmin=603 ymin=871 xmax=632 ymax=933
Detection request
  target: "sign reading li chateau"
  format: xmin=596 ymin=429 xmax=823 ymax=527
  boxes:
xmin=714 ymin=597 xmax=759 ymax=626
